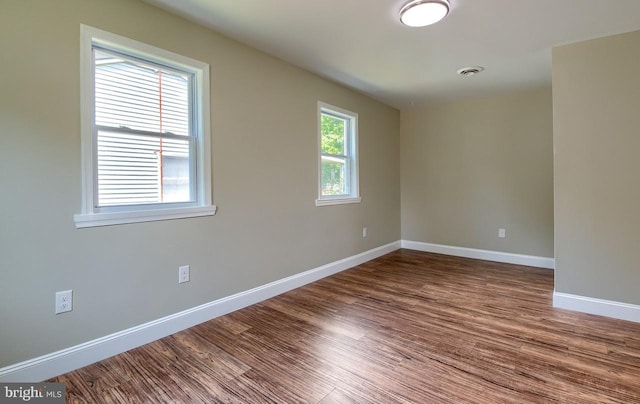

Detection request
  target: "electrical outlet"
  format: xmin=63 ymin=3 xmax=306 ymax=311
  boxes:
xmin=498 ymin=228 xmax=506 ymax=238
xmin=178 ymin=265 xmax=190 ymax=284
xmin=55 ymin=290 xmax=73 ymax=314
xmin=362 ymin=227 xmax=368 ymax=238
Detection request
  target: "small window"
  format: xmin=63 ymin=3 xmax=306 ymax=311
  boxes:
xmin=316 ymin=102 xmax=360 ymax=206
xmin=75 ymin=25 xmax=215 ymax=228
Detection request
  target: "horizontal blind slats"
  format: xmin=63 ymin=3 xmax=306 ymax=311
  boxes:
xmin=94 ymin=52 xmax=190 ymax=136
xmin=97 ymin=130 xmax=191 ymax=206
xmin=93 ymin=47 xmax=194 ymax=207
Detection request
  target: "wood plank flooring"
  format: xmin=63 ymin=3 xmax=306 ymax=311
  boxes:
xmin=50 ymin=249 xmax=640 ymax=403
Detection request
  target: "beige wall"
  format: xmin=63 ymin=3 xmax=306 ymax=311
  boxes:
xmin=553 ymin=30 xmax=640 ymax=304
xmin=401 ymin=88 xmax=554 ymax=257
xmin=0 ymin=0 xmax=400 ymax=367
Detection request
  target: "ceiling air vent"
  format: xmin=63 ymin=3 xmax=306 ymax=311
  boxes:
xmin=457 ymin=66 xmax=485 ymax=76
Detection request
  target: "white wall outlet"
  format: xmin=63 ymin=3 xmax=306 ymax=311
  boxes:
xmin=55 ymin=290 xmax=73 ymax=314
xmin=178 ymin=265 xmax=190 ymax=284
xmin=363 ymin=227 xmax=368 ymax=238
xmin=498 ymin=228 xmax=506 ymax=238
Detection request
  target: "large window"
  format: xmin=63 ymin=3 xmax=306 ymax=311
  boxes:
xmin=316 ymin=102 xmax=360 ymax=206
xmin=75 ymin=25 xmax=215 ymax=228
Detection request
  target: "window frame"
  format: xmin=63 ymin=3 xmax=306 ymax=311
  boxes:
xmin=74 ymin=25 xmax=215 ymax=228
xmin=316 ymin=102 xmax=361 ymax=206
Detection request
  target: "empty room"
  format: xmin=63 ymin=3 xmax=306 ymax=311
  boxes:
xmin=1 ymin=0 xmax=640 ymax=402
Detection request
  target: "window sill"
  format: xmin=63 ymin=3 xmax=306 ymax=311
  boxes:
xmin=315 ymin=197 xmax=362 ymax=207
xmin=74 ymin=205 xmax=217 ymax=228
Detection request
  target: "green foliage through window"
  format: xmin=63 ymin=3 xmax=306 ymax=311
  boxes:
xmin=321 ymin=114 xmax=345 ymax=155
xmin=321 ymin=112 xmax=348 ymax=196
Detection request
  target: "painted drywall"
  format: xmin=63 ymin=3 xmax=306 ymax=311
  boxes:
xmin=0 ymin=0 xmax=400 ymax=368
xmin=400 ymin=88 xmax=554 ymax=257
xmin=553 ymin=30 xmax=640 ymax=304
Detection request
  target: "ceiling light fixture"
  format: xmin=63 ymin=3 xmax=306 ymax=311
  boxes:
xmin=400 ymin=0 xmax=450 ymax=27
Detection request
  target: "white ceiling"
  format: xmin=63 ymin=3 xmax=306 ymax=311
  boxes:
xmin=145 ymin=0 xmax=640 ymax=109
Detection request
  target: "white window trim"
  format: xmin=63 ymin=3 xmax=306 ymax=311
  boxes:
xmin=315 ymin=196 xmax=362 ymax=207
xmin=74 ymin=25 xmax=215 ymax=228
xmin=315 ymin=101 xmax=361 ymax=207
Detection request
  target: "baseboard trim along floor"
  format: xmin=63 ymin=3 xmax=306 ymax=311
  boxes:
xmin=7 ymin=240 xmax=639 ymax=383
xmin=0 ymin=241 xmax=400 ymax=382
xmin=553 ymin=291 xmax=640 ymax=323
xmin=401 ymin=240 xmax=555 ymax=269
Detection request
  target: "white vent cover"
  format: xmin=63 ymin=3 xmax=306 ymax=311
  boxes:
xmin=457 ymin=66 xmax=485 ymax=76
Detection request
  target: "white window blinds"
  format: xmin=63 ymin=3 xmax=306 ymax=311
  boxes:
xmin=93 ymin=47 xmax=195 ymax=207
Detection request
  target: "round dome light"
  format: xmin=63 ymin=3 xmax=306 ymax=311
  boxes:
xmin=400 ymin=0 xmax=450 ymax=28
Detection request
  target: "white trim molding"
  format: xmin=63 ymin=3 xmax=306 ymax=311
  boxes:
xmin=0 ymin=241 xmax=400 ymax=382
xmin=315 ymin=197 xmax=362 ymax=207
xmin=401 ymin=240 xmax=555 ymax=269
xmin=74 ymin=205 xmax=217 ymax=228
xmin=316 ymin=101 xmax=360 ymax=205
xmin=553 ymin=291 xmax=640 ymax=323
xmin=75 ymin=25 xmax=213 ymax=229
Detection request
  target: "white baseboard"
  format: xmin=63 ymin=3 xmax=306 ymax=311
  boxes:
xmin=401 ymin=240 xmax=555 ymax=269
xmin=0 ymin=241 xmax=401 ymax=382
xmin=553 ymin=291 xmax=640 ymax=323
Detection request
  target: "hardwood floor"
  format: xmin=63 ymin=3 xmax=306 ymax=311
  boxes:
xmin=50 ymin=249 xmax=640 ymax=403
